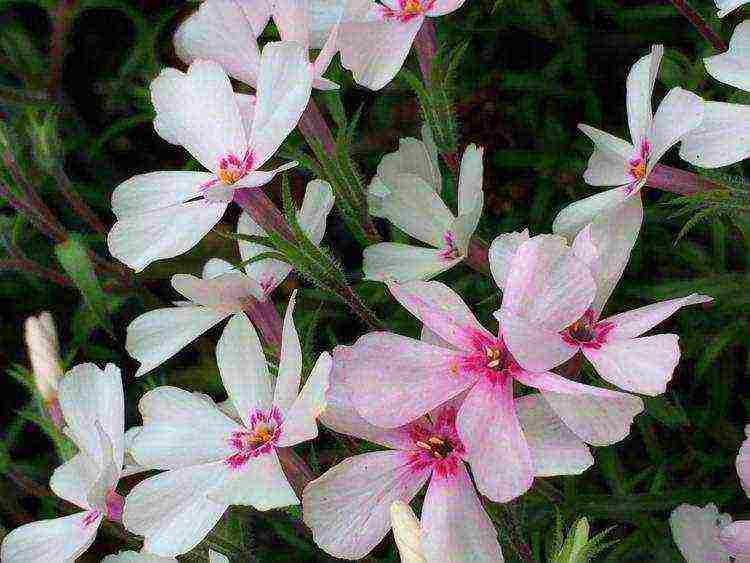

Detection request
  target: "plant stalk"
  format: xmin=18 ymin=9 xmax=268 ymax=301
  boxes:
xmin=668 ymin=0 xmax=727 ymax=52
xmin=646 ymin=164 xmax=727 ymax=196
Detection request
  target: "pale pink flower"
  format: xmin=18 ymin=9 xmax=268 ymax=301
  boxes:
xmin=671 ymin=426 xmax=750 ymax=562
xmin=125 ymin=181 xmax=333 ymax=376
xmin=123 ymin=297 xmax=331 ymax=556
xmin=497 ymin=231 xmax=713 ymax=397
xmin=175 ymin=0 xmax=342 ymax=90
xmin=334 ymin=273 xmax=601 ymax=504
xmin=108 ymin=42 xmax=313 ymax=271
xmin=554 ymin=44 xmax=704 ymax=238
xmin=338 ymin=0 xmax=467 ymax=90
xmin=681 ymin=21 xmax=750 ymax=167
xmin=364 ymin=126 xmax=484 ymax=282
xmin=1 ymin=364 xmax=128 ymax=562
xmin=304 ymin=378 xmax=507 ymax=561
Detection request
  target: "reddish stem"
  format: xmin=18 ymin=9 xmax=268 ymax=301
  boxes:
xmin=233 ymin=188 xmax=295 ymax=241
xmin=646 ymin=164 xmax=726 ymax=196
xmin=277 ymin=447 xmax=316 ymax=497
xmin=668 ymin=0 xmax=727 ymax=52
xmin=414 ymin=19 xmax=438 ymax=85
xmin=243 ymin=296 xmax=284 ymax=352
xmin=298 ymin=98 xmax=336 ymax=156
xmin=463 ymin=237 xmax=490 ymax=274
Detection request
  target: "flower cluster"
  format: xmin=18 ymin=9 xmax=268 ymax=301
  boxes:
xmin=8 ymin=0 xmax=749 ymax=561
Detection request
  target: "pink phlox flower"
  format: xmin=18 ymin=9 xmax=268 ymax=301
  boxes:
xmin=225 ymin=406 xmax=284 ymax=469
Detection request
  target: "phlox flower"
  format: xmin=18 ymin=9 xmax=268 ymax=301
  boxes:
xmin=338 ymin=0 xmax=467 ymax=90
xmin=670 ymin=425 xmax=750 ymax=562
xmin=391 ymin=501 xmax=426 ymax=563
xmin=175 ymin=0 xmax=342 ymax=90
xmin=123 ymin=295 xmax=331 ymax=556
xmin=496 ymin=229 xmax=712 ymax=398
xmin=102 ymin=549 xmax=228 ymax=562
xmin=333 ymin=259 xmax=611 ymax=504
xmin=1 ymin=363 xmax=128 ymax=562
xmin=363 ymin=126 xmax=484 ymax=282
xmin=108 ymin=42 xmax=313 ymax=271
xmin=554 ymin=44 xmax=704 ymax=238
xmin=304 ymin=381 xmax=512 ymax=561
xmin=715 ymin=0 xmax=749 ymax=17
xmin=125 ymin=180 xmax=333 ymax=376
xmin=680 ymin=21 xmax=750 ymax=167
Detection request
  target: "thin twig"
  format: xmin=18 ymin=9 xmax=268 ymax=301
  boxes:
xmin=52 ymin=164 xmax=108 ymax=236
xmin=668 ymin=0 xmax=727 ymax=52
xmin=0 ymin=258 xmax=73 ymax=287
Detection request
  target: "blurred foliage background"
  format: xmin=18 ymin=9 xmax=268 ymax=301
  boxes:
xmin=0 ymin=0 xmax=748 ymax=560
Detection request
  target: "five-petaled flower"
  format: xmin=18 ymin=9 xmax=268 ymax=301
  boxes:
xmin=122 ymin=295 xmax=331 ymax=556
xmin=364 ymin=126 xmax=484 ymax=282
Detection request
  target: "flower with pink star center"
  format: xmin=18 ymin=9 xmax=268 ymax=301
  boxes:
xmin=407 ymin=406 xmax=466 ymax=479
xmin=226 ymin=406 xmax=283 ymax=469
xmin=437 ymin=231 xmax=461 ymax=262
xmin=199 ymin=150 xmax=255 ymax=194
xmin=560 ymin=309 xmax=615 ymax=350
xmin=454 ymin=330 xmax=523 ymax=386
xmin=627 ymin=139 xmax=651 ymax=191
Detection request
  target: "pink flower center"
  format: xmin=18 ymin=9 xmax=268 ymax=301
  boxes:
xmin=407 ymin=406 xmax=466 ymax=479
xmin=438 ymin=231 xmax=461 ymax=262
xmin=380 ymin=0 xmax=434 ymax=21
xmin=561 ymin=310 xmax=614 ymax=350
xmin=199 ymin=150 xmax=254 ymax=194
xmin=627 ymin=139 xmax=651 ymax=190
xmin=454 ymin=331 xmax=521 ymax=385
xmin=225 ymin=406 xmax=283 ymax=470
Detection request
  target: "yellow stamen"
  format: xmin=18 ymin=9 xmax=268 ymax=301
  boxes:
xmin=403 ymin=0 xmax=422 ymax=15
xmin=217 ymin=168 xmax=244 ymax=185
xmin=415 ymin=441 xmax=432 ymax=450
xmin=631 ymin=161 xmax=647 ymax=180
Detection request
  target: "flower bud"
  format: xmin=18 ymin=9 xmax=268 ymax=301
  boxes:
xmin=24 ymin=312 xmax=64 ymax=426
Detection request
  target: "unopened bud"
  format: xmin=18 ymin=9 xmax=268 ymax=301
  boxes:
xmin=24 ymin=312 xmax=64 ymax=424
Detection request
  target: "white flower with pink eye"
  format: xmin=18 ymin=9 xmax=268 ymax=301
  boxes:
xmin=496 ymin=228 xmax=712 ymax=399
xmin=670 ymin=426 xmax=750 ymax=562
xmin=124 ymin=180 xmax=333 ymax=377
xmin=714 ymin=0 xmax=749 ymax=17
xmin=364 ymin=126 xmax=484 ymax=282
xmin=107 ymin=42 xmax=313 ymax=272
xmin=554 ymin=44 xmax=704 ymax=238
xmin=1 ymin=363 xmax=129 ymax=563
xmin=332 ymin=274 xmax=601 ymax=505
xmin=338 ymin=0 xmax=467 ymax=90
xmin=175 ymin=0 xmax=343 ymax=90
xmin=304 ymin=379 xmax=507 ymax=561
xmin=122 ymin=294 xmax=331 ymax=557
xmin=680 ymin=21 xmax=750 ymax=167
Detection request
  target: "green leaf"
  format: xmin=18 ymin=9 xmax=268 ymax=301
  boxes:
xmin=644 ymin=395 xmax=689 ymax=429
xmin=54 ymin=235 xmax=114 ymax=336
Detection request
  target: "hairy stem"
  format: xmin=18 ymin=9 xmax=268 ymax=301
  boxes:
xmin=298 ymin=98 xmax=336 ymax=156
xmin=233 ymin=188 xmax=295 ymax=242
xmin=243 ymin=296 xmax=284 ymax=352
xmin=668 ymin=0 xmax=727 ymax=52
xmin=646 ymin=164 xmax=727 ymax=196
xmin=52 ymin=164 xmax=107 ymax=236
xmin=414 ymin=19 xmax=439 ymax=85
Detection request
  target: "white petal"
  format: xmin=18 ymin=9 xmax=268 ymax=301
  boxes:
xmin=670 ymin=504 xmax=731 ymax=562
xmin=299 ymin=180 xmax=335 ymax=244
xmin=426 ymin=0 xmax=467 ymax=16
xmin=716 ymin=0 xmax=750 ymax=17
xmin=309 ymin=0 xmax=347 ymax=48
xmin=126 ymin=306 xmax=230 ymax=377
xmin=552 ymin=186 xmax=631 ymax=240
xmin=150 ymin=62 xmax=246 ymax=171
xmin=122 ymin=463 xmax=230 ymax=557
xmin=102 ymin=551 xmax=177 ymax=562
xmin=173 ymin=0 xmax=263 ymax=88
xmin=0 ymin=512 xmax=101 ymax=563
xmin=206 ymin=450 xmax=298 ymax=509
xmin=603 ymin=293 xmax=713 ymax=339
xmin=455 ymin=144 xmax=484 ymax=248
xmin=302 ymin=451 xmax=430 ymax=559
xmin=171 ymin=272 xmax=262 ymax=310
xmin=217 ymin=312 xmax=273 ymax=426
xmin=420 ymin=464 xmax=504 ymax=563
xmin=368 ymin=173 xmax=455 ymax=247
xmin=390 ymin=501 xmax=426 ymax=563
xmin=58 ymin=363 xmax=125 ymax=469
xmin=249 ymin=41 xmax=314 ymax=168
xmin=277 ymin=352 xmax=331 ymax=447
xmin=581 ymin=148 xmax=633 ymax=187
xmin=516 ymin=394 xmax=593 ymax=477
xmin=705 ymin=20 xmax=750 ymax=90
xmin=131 ymin=386 xmax=241 ymax=469
xmin=578 ymin=123 xmax=634 ymax=162
xmin=234 ymin=160 xmax=299 ymax=189
xmin=679 ymin=101 xmax=750 ymax=168
xmin=363 ymin=243 xmax=459 ymax=283
xmin=648 ymin=87 xmax=705 ymax=169
xmin=235 ymin=93 xmax=256 ymax=136
xmin=209 ymin=550 xmax=229 ymax=563
xmin=50 ymin=453 xmax=99 ymax=508
xmin=498 ymin=310 xmax=578 ymax=373
xmin=237 ymin=210 xmax=293 ymax=294
xmin=108 ymin=199 xmax=228 ymax=272
xmin=272 ymin=0 xmax=311 ymax=45
xmin=488 ymin=229 xmax=530 ymax=290
xmin=111 ymin=171 xmax=213 ymax=219
xmin=376 ymin=135 xmax=442 ymax=193
xmin=626 ymin=44 xmax=664 ymax=147
xmin=274 ymin=291 xmax=302 ymax=415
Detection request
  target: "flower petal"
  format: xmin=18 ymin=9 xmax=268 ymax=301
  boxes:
xmin=679 ymin=101 xmax=750 ymax=168
xmin=171 ymin=272 xmax=262 ymax=310
xmin=277 ymin=352 xmax=331 ymax=447
xmin=207 ymin=450 xmax=298 ymax=509
xmin=705 ymin=21 xmax=750 ymax=90
xmin=237 ymin=210 xmax=293 ymax=294
xmin=454 ymin=144 xmax=484 ymax=249
xmin=127 ymin=306 xmax=230 ymax=377
xmin=389 ymin=280 xmax=492 ymax=350
xmin=498 ymin=310 xmax=578 ymax=373
xmin=299 ymin=180 xmax=335 ymax=244
xmin=603 ymin=293 xmax=713 ymax=339
xmin=488 ymin=229 xmax=530 ymax=290
xmin=457 ymin=377 xmax=534 ymax=502
xmin=738 ymin=425 xmax=750 ymax=496
xmin=421 ymin=463 xmax=504 ymax=563
xmin=0 ymin=512 xmax=102 ymax=563
xmin=131 ymin=386 xmax=241 ymax=469
xmin=108 ymin=199 xmax=228 ymax=272
xmin=249 ymin=41 xmax=314 ymax=168
xmin=716 ymin=0 xmax=750 ymax=17
xmin=122 ymin=462 xmax=229 ymax=557
xmin=150 ymin=61 xmax=246 ymax=171
xmin=578 ymin=123 xmax=635 ymax=162
xmin=274 ymin=291 xmax=302 ymax=414
xmin=217 ymin=312 xmax=273 ymax=425
xmin=670 ymin=503 xmax=731 ymax=563
xmin=50 ymin=453 xmax=100 ymax=508
xmin=341 ymin=332 xmax=474 ymax=428
xmin=515 ymin=371 xmax=644 ymax=446
xmin=111 ymin=171 xmax=213 ymax=219
xmin=426 ymin=0 xmax=467 ymax=16
xmin=720 ymin=521 xmax=750 ymax=557
xmin=552 ymin=186 xmax=631 ymax=241
xmin=626 ymin=44 xmax=664 ymax=147
xmin=581 ymin=148 xmax=633 ymax=187
xmin=648 ymin=87 xmax=705 ymax=169
xmin=303 ymin=451 xmax=430 ymax=559
xmin=363 ymin=243 xmax=460 ymax=283
xmin=516 ymin=393 xmax=593 ymax=477
xmin=390 ymin=501 xmax=426 ymax=563
xmin=310 ymin=0 xmax=347 ymax=48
